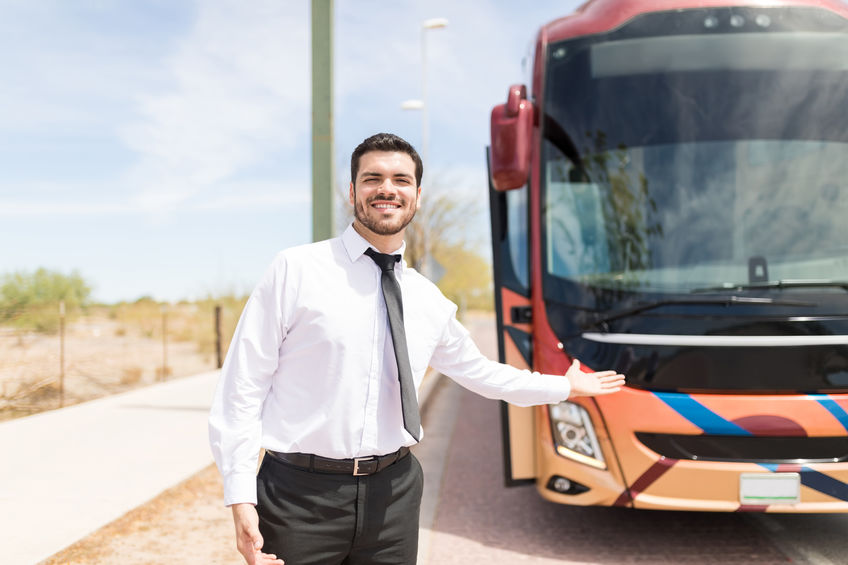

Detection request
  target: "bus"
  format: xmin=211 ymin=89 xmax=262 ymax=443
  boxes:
xmin=488 ymin=0 xmax=848 ymax=511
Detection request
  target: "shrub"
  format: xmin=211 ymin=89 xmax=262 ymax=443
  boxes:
xmin=0 ymin=268 xmax=92 ymax=333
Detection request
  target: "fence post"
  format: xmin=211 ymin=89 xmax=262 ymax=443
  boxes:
xmin=215 ymin=304 xmax=223 ymax=369
xmin=59 ymin=300 xmax=65 ymax=407
xmin=161 ymin=304 xmax=168 ymax=381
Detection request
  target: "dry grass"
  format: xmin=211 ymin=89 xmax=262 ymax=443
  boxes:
xmin=120 ymin=366 xmax=144 ymax=386
xmin=0 ymin=297 xmax=251 ymax=563
xmin=0 ymin=297 xmax=246 ymax=421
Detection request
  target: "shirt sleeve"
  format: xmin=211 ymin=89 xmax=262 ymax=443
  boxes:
xmin=429 ymin=313 xmax=571 ymax=406
xmin=208 ymin=253 xmax=288 ymax=506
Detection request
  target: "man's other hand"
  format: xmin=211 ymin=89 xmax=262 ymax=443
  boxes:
xmin=565 ymin=359 xmax=625 ymax=397
xmin=231 ymin=503 xmax=285 ymax=565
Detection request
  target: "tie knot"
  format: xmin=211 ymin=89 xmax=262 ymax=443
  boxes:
xmin=364 ymin=247 xmax=400 ymax=273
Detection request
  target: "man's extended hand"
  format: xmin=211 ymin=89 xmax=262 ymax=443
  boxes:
xmin=231 ymin=503 xmax=285 ymax=565
xmin=565 ymin=359 xmax=625 ymax=397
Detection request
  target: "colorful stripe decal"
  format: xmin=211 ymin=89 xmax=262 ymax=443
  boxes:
xmin=653 ymin=392 xmax=752 ymax=435
xmin=811 ymin=396 xmax=848 ymax=433
xmin=649 ymin=392 xmax=848 ymax=507
xmin=758 ymin=463 xmax=848 ymax=503
xmin=612 ymin=491 xmax=631 ymax=507
xmin=614 ymin=457 xmax=678 ymax=506
xmin=800 ymin=468 xmax=848 ymax=502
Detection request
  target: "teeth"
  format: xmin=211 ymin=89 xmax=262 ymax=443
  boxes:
xmin=373 ymin=204 xmax=400 ymax=209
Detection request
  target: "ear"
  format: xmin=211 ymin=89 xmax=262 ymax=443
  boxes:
xmin=415 ymin=185 xmax=422 ymax=210
xmin=349 ymin=181 xmax=355 ymax=206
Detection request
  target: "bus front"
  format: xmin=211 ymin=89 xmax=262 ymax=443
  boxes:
xmin=490 ymin=0 xmax=848 ymax=512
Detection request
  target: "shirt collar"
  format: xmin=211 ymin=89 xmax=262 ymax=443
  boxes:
xmin=342 ymin=224 xmax=406 ymax=269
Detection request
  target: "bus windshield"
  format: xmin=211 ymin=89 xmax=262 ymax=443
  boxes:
xmin=542 ymin=6 xmax=848 ymax=298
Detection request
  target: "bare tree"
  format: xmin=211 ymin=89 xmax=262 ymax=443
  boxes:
xmin=403 ymin=188 xmax=469 ymax=276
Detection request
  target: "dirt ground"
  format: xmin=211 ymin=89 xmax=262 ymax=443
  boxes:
xmin=0 ymin=314 xmax=232 ymax=563
xmin=40 ymin=463 xmax=241 ymax=565
xmin=25 ymin=311 xmax=490 ymax=564
xmin=0 ymin=314 xmax=214 ymax=421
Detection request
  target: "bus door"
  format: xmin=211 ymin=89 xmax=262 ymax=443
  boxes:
xmin=488 ymin=147 xmax=536 ymax=485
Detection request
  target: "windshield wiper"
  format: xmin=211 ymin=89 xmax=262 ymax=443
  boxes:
xmin=577 ymin=295 xmax=815 ymax=335
xmin=692 ymin=279 xmax=848 ymax=293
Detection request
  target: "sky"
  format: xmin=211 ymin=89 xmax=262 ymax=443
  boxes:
xmin=0 ymin=0 xmax=582 ymax=303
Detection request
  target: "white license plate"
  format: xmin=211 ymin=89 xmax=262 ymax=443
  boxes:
xmin=739 ymin=472 xmax=801 ymax=505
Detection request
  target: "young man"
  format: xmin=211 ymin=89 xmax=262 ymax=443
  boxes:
xmin=209 ymin=133 xmax=625 ymax=565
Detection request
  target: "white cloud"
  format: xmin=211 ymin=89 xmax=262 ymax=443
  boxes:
xmin=120 ymin=0 xmax=311 ymax=214
xmin=0 ymin=177 xmax=309 ymax=217
xmin=0 ymin=200 xmax=130 ymax=218
xmin=192 ymin=179 xmax=311 ymax=211
xmin=0 ymin=2 xmax=175 ymax=134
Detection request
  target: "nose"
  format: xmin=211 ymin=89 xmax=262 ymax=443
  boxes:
xmin=377 ymin=179 xmax=398 ymax=194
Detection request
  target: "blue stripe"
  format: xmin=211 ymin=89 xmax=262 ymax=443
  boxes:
xmin=812 ymin=396 xmax=848 ymax=433
xmin=756 ymin=464 xmax=848 ymax=503
xmin=654 ymin=392 xmax=751 ymax=435
xmin=800 ymin=468 xmax=848 ymax=502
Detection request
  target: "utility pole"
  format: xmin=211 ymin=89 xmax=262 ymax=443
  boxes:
xmin=311 ymin=0 xmax=335 ymax=242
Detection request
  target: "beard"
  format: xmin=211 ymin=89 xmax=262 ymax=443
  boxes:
xmin=353 ymin=195 xmax=417 ymax=236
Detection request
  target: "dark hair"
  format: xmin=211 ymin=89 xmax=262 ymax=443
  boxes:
xmin=350 ymin=133 xmax=423 ymax=187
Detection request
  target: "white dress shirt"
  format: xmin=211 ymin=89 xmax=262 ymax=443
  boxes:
xmin=209 ymin=225 xmax=571 ymax=505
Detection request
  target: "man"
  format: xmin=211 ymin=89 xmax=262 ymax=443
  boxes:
xmin=209 ymin=133 xmax=625 ymax=565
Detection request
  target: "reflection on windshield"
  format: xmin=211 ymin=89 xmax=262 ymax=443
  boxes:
xmin=546 ymin=131 xmax=661 ymax=285
xmin=546 ymin=139 xmax=848 ymax=292
xmin=542 ymin=7 xmax=848 ymax=295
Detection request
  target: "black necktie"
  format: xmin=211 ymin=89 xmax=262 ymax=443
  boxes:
xmin=364 ymin=247 xmax=421 ymax=441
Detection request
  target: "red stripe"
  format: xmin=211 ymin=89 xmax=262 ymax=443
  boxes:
xmin=776 ymin=463 xmax=802 ymax=473
xmin=613 ymin=490 xmax=631 ymax=507
xmin=616 ymin=457 xmax=678 ymax=506
xmin=630 ymin=457 xmax=677 ymax=496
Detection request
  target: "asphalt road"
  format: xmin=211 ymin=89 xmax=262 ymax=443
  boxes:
xmin=415 ymin=315 xmax=848 ymax=565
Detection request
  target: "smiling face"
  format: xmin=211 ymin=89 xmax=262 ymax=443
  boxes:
xmin=349 ymin=150 xmax=421 ymax=250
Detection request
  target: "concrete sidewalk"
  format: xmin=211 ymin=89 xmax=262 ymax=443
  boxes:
xmin=0 ymin=367 xmax=445 ymax=565
xmin=0 ymin=371 xmax=221 ymax=565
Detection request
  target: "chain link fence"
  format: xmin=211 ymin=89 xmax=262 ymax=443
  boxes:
xmin=0 ymin=297 xmax=247 ymax=421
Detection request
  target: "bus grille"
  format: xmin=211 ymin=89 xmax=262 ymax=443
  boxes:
xmin=636 ymin=432 xmax=848 ymax=464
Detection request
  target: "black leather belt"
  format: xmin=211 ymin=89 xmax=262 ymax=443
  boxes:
xmin=266 ymin=446 xmax=410 ymax=476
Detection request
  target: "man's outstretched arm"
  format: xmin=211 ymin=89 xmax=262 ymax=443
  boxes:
xmin=430 ymin=313 xmax=625 ymax=405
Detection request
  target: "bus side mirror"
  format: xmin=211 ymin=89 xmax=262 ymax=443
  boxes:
xmin=490 ymin=84 xmax=534 ymax=191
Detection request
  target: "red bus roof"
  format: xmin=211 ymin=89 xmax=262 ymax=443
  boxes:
xmin=542 ymin=0 xmax=848 ymax=42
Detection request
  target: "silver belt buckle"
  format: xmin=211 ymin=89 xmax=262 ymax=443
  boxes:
xmin=353 ymin=456 xmax=374 ymax=476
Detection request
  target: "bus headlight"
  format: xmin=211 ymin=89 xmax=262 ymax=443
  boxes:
xmin=549 ymin=401 xmax=606 ymax=469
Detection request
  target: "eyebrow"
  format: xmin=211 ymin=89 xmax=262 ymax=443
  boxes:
xmin=360 ymin=170 xmax=414 ymax=180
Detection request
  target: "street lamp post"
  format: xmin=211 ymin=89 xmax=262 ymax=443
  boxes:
xmin=399 ymin=18 xmax=447 ymax=281
xmin=401 ymin=17 xmax=448 ymax=166
xmin=420 ymin=17 xmax=448 ymax=166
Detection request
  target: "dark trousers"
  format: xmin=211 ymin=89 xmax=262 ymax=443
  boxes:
xmin=256 ymin=452 xmax=423 ymax=565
